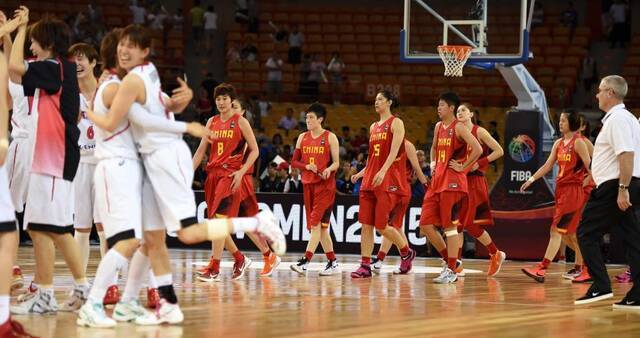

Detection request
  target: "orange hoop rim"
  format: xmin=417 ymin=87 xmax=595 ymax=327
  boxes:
xmin=437 ymin=45 xmax=473 ymax=61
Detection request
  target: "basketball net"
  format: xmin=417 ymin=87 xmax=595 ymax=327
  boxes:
xmin=437 ymin=45 xmax=473 ymax=77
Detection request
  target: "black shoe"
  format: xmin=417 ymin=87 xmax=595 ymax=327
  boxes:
xmin=574 ymin=285 xmax=613 ymax=305
xmin=613 ymin=296 xmax=640 ymax=311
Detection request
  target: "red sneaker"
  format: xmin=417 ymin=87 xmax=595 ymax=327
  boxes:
xmin=260 ymin=252 xmax=281 ymax=277
xmin=103 ymin=285 xmax=120 ymax=305
xmin=196 ymin=256 xmax=215 ymax=276
xmin=572 ymin=267 xmax=593 ymax=283
xmin=147 ymin=287 xmax=160 ymax=309
xmin=616 ymin=269 xmax=632 ymax=283
xmin=232 ymin=256 xmax=252 ymax=280
xmin=11 ymin=266 xmax=23 ymax=292
xmin=350 ymin=264 xmax=372 ymax=279
xmin=487 ymin=251 xmax=506 ymax=277
xmin=0 ymin=318 xmax=36 ymax=338
xmin=522 ymin=264 xmax=546 ymax=283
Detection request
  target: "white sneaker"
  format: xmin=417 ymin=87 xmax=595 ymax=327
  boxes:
xmin=134 ymin=299 xmax=184 ymax=326
xmin=319 ymin=260 xmax=340 ymax=276
xmin=60 ymin=285 xmax=89 ymax=312
xmin=255 ymin=209 xmax=287 ymax=256
xmin=11 ymin=289 xmax=58 ymax=315
xmin=77 ymin=301 xmax=117 ymax=328
xmin=113 ymin=299 xmax=148 ymax=322
xmin=371 ymin=259 xmax=383 ymax=274
xmin=290 ymin=257 xmax=309 ymax=275
xmin=433 ymin=268 xmax=458 ymax=284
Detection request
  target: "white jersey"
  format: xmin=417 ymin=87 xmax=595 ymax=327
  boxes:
xmin=8 ymin=81 xmax=33 ymax=139
xmin=78 ymin=93 xmax=98 ymax=163
xmin=128 ymin=62 xmax=180 ymax=154
xmin=94 ymin=74 xmax=139 ymax=160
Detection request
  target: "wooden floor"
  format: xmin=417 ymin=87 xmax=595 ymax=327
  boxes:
xmin=11 ymin=247 xmax=640 ymax=338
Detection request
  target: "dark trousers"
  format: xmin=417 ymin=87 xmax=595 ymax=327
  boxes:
xmin=578 ymin=178 xmax=640 ymax=299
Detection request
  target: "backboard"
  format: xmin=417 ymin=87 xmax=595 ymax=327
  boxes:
xmin=400 ymin=0 xmax=531 ymax=65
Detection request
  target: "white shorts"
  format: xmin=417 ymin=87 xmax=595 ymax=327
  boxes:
xmin=94 ymin=158 xmax=143 ymax=247
xmin=6 ymin=137 xmax=32 ymax=213
xmin=73 ymin=162 xmax=100 ymax=229
xmin=142 ymin=140 xmax=197 ymax=234
xmin=24 ymin=173 xmax=74 ymax=233
xmin=0 ymin=165 xmax=18 ymax=233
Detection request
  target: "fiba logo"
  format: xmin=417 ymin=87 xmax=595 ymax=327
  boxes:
xmin=508 ymin=134 xmax=536 ymax=163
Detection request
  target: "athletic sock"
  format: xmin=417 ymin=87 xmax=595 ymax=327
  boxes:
xmin=304 ymin=251 xmax=313 ymax=261
xmin=97 ymin=231 xmax=108 ymax=258
xmin=122 ymin=250 xmax=150 ymax=302
xmin=541 ymin=258 xmax=551 ymax=269
xmin=400 ymin=245 xmax=409 ymax=258
xmin=232 ymin=250 xmax=244 ymax=264
xmin=0 ymin=295 xmax=9 ymax=323
xmin=211 ymin=259 xmax=221 ymax=273
xmin=262 ymin=250 xmax=271 ymax=260
xmin=326 ymin=251 xmax=336 ymax=261
xmin=88 ymin=250 xmax=128 ymax=303
xmin=361 ymin=257 xmax=371 ymax=266
xmin=448 ymin=257 xmax=458 ymax=271
xmin=148 ymin=270 xmax=158 ymax=288
xmin=439 ymin=249 xmax=447 ymax=260
xmin=487 ymin=242 xmax=498 ymax=255
xmin=156 ymin=274 xmax=177 ymax=304
xmin=376 ymin=251 xmax=387 ymax=261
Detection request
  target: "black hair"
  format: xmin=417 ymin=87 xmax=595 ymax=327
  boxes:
xmin=306 ymin=102 xmax=327 ymax=123
xmin=438 ymin=92 xmax=461 ymax=113
xmin=378 ymin=90 xmax=399 ymax=109
xmin=561 ymin=108 xmax=581 ymax=132
xmin=579 ymin=114 xmax=591 ymax=136
xmin=342 ymin=125 xmax=350 ymax=131
xmin=29 ymin=15 xmax=71 ymax=57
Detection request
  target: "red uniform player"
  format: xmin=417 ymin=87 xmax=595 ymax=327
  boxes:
xmin=420 ymin=92 xmax=481 ymax=284
xmin=350 ymin=91 xmax=416 ymax=279
xmin=290 ymin=103 xmax=341 ymax=276
xmin=521 ymin=110 xmax=591 ymax=283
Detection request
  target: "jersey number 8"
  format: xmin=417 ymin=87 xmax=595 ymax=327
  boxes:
xmin=217 ymin=143 xmax=224 ymax=155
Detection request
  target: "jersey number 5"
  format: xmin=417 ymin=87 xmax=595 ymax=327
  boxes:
xmin=373 ymin=144 xmax=380 ymax=157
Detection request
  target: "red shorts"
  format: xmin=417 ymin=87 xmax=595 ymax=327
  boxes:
xmin=204 ymin=172 xmax=242 ymax=218
xmin=238 ymin=175 xmax=259 ymax=217
xmin=552 ymin=183 xmax=584 ymax=234
xmin=390 ymin=195 xmax=411 ymax=229
xmin=458 ymin=175 xmax=493 ymax=234
xmin=303 ymin=182 xmax=335 ymax=230
xmin=359 ymin=190 xmax=406 ymax=230
xmin=419 ymin=189 xmax=467 ymax=229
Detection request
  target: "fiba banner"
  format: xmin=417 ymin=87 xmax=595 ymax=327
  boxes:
xmin=487 ymin=109 xmax=556 ymax=259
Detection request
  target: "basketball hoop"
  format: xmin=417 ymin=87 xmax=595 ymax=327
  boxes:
xmin=437 ymin=45 xmax=473 ymax=77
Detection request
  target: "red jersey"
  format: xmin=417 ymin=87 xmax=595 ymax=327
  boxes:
xmin=206 ymin=114 xmax=246 ymax=175
xmin=556 ymin=133 xmax=586 ymax=186
xmin=431 ymin=120 xmax=468 ymax=193
xmin=468 ymin=125 xmax=491 ymax=175
xmin=300 ymin=130 xmax=335 ymax=186
xmin=361 ymin=116 xmax=409 ymax=196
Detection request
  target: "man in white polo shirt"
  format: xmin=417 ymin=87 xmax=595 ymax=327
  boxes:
xmin=575 ymin=75 xmax=640 ymax=309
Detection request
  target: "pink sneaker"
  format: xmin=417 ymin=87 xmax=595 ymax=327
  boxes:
xmin=397 ymin=249 xmax=416 ymax=274
xmin=350 ymin=264 xmax=372 ymax=279
xmin=616 ymin=269 xmax=632 ymax=283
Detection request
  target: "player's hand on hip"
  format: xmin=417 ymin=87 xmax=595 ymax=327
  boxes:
xmin=618 ymin=189 xmax=632 ymax=211
xmin=320 ymin=168 xmax=331 ymax=180
xmin=229 ymin=170 xmax=243 ymax=192
xmin=372 ymin=169 xmax=387 ymax=187
xmin=350 ymin=172 xmax=360 ymax=184
xmin=448 ymin=159 xmax=464 ymax=172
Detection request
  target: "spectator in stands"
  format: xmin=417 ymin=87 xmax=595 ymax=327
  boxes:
xmin=88 ymin=1 xmax=103 ymax=22
xmin=308 ymin=54 xmax=326 ymax=102
xmin=278 ymin=108 xmax=298 ymax=135
xmin=298 ymin=53 xmax=312 ymax=98
xmin=284 ymin=167 xmax=303 ymax=193
xmin=196 ymin=86 xmax=213 ymax=124
xmin=351 ymin=127 xmax=369 ymax=149
xmin=257 ymin=92 xmax=272 ymax=119
xmin=130 ymin=0 xmax=147 ymax=25
xmin=148 ymin=4 xmax=169 ymax=30
xmin=288 ymin=24 xmax=304 ymax=64
xmin=608 ymin=0 xmax=628 ymax=48
xmin=581 ymin=51 xmax=598 ymax=92
xmin=203 ymin=5 xmax=217 ymax=54
xmin=327 ymin=52 xmax=346 ymax=104
xmin=268 ymin=21 xmax=289 ymax=44
xmin=266 ymin=50 xmax=283 ymax=101
xmin=337 ymin=162 xmax=356 ymax=195
xmin=240 ymin=37 xmax=258 ymax=62
xmin=298 ymin=109 xmax=307 ymax=131
xmin=272 ymin=133 xmax=284 ymax=156
xmin=260 ymin=162 xmax=280 ymax=192
xmin=173 ymin=8 xmax=184 ymax=31
xmin=531 ymin=2 xmax=544 ymax=29
xmin=190 ymin=0 xmax=205 ymax=54
xmin=489 ymin=121 xmax=500 ymax=172
xmin=340 ymin=126 xmax=353 ymax=145
xmin=235 ymin=0 xmax=249 ymax=23
xmin=227 ymin=42 xmax=242 ymax=63
xmin=561 ymin=1 xmax=578 ymax=40
xmin=275 ymin=162 xmax=289 ymax=192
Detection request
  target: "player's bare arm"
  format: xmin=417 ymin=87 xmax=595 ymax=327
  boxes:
xmin=192 ymin=117 xmax=213 ymax=171
xmin=321 ymin=132 xmax=340 ymax=180
xmin=229 ymin=116 xmax=258 ymax=192
xmin=520 ymin=139 xmax=560 ymax=192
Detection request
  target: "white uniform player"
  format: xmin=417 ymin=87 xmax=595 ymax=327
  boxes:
xmin=6 ymin=80 xmax=34 ymax=213
xmin=0 ymin=165 xmax=17 ymax=233
xmin=74 ymin=94 xmax=100 ymax=231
